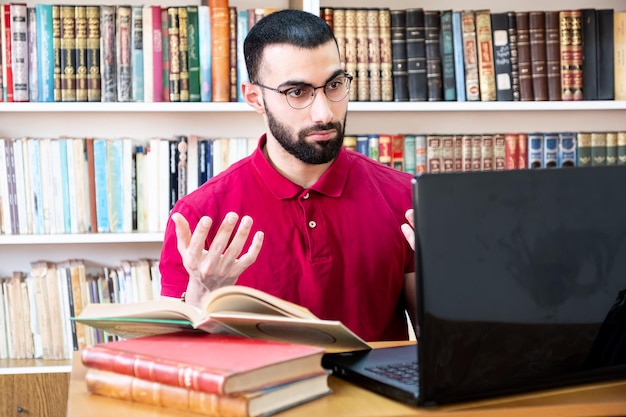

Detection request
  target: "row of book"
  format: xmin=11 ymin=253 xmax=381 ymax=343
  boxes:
xmin=0 ymin=258 xmax=161 ymax=360
xmin=347 ymin=131 xmax=626 ymax=173
xmin=321 ymin=7 xmax=626 ymax=102
xmin=1 ymin=131 xmax=624 ymax=236
xmin=0 ymin=0 xmax=274 ymax=103
xmin=0 ymin=135 xmax=256 ymax=236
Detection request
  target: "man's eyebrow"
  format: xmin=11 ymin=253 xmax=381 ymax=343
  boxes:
xmin=277 ymin=69 xmax=345 ymax=89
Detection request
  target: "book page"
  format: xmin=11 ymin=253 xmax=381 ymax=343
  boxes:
xmin=77 ymin=298 xmax=205 ymax=323
xmin=201 ymin=285 xmax=318 ymax=319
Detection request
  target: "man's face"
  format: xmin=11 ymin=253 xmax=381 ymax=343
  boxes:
xmin=256 ymin=42 xmax=349 ymax=165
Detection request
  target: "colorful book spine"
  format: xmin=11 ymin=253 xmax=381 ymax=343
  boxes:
xmin=198 ymin=5 xmax=212 ymax=102
xmin=161 ymin=7 xmax=170 ymax=102
xmin=228 ymin=6 xmax=237 ymax=102
xmin=178 ymin=6 xmax=190 ymax=102
xmin=557 ymin=132 xmax=577 ymax=167
xmin=187 ymin=5 xmax=201 ymax=102
xmin=543 ymin=132 xmax=559 ymax=168
xmin=452 ymin=11 xmax=465 ymax=101
xmin=100 ymin=5 xmax=116 ymax=102
xmin=235 ymin=9 xmax=248 ymax=102
xmin=379 ymin=8 xmax=393 ymax=102
xmin=10 ymin=3 xmax=29 ymax=102
xmin=116 ymin=5 xmax=132 ymax=102
xmin=59 ymin=5 xmax=76 ymax=102
xmin=131 ymin=6 xmax=144 ymax=102
xmin=210 ymin=0 xmax=230 ymax=102
xmin=3 ymin=4 xmax=14 ymax=102
xmin=36 ymin=4 xmax=53 ymax=102
xmin=504 ymin=133 xmax=519 ymax=169
xmin=440 ymin=10 xmax=456 ymax=101
xmin=93 ymin=138 xmax=110 ymax=233
xmin=26 ymin=7 xmax=36 ymax=102
xmin=475 ymin=9 xmax=496 ymax=101
xmin=461 ymin=10 xmax=479 ymax=101
xmin=527 ymin=132 xmax=544 ymax=169
xmin=167 ymin=7 xmax=180 ymax=102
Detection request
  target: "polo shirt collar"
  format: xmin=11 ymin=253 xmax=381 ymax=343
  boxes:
xmin=252 ymin=134 xmax=349 ymax=200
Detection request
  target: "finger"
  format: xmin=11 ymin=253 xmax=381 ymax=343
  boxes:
xmin=235 ymin=230 xmax=265 ymax=271
xmin=172 ymin=212 xmax=192 ymax=253
xmin=222 ymin=215 xmax=254 ymax=260
xmin=207 ymin=212 xmax=240 ymax=256
xmin=405 ymin=209 xmax=414 ymax=227
xmin=401 ymin=223 xmax=415 ymax=251
xmin=188 ymin=216 xmax=213 ymax=260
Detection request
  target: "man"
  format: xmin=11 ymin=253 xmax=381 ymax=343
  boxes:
xmin=159 ymin=9 xmax=416 ymax=342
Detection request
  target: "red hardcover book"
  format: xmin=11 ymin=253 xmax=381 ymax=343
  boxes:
xmin=378 ymin=134 xmax=392 ymax=166
xmin=391 ymin=134 xmax=405 ymax=171
xmin=517 ymin=133 xmax=528 ymax=169
xmin=81 ymin=332 xmax=326 ymax=396
xmin=504 ymin=133 xmax=519 ymax=169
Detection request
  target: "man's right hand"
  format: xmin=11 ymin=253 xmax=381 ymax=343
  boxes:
xmin=172 ymin=211 xmax=264 ymax=306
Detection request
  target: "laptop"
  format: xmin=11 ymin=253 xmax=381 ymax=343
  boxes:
xmin=322 ymin=166 xmax=626 ymax=407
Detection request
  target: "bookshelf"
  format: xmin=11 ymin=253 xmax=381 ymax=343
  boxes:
xmin=0 ymin=0 xmax=624 ymax=377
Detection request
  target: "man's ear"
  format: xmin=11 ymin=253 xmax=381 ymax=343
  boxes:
xmin=241 ymin=82 xmax=265 ymax=114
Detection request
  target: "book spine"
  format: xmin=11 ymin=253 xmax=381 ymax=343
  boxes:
xmin=343 ymin=8 xmax=357 ymax=101
xmin=151 ymin=6 xmax=163 ymax=102
xmin=570 ymin=10 xmax=584 ymax=101
xmin=481 ymin=134 xmax=494 ymax=171
xmin=198 ymin=5 xmax=211 ymax=102
xmin=161 ymin=7 xmax=170 ymax=102
xmin=581 ymin=9 xmax=598 ymax=100
xmin=100 ymin=5 xmax=116 ymax=102
xmin=490 ymin=12 xmax=513 ymax=101
xmin=415 ymin=134 xmax=426 ymax=174
xmin=85 ymin=368 xmax=250 ymax=417
xmin=403 ymin=134 xmax=416 ymax=174
xmin=453 ymin=135 xmax=463 ymax=171
xmin=504 ymin=133 xmax=519 ymax=169
xmin=516 ymin=12 xmax=534 ymax=101
xmin=440 ymin=10 xmax=456 ymax=101
xmin=506 ymin=12 xmax=520 ymax=101
xmin=379 ymin=8 xmax=393 ymax=102
xmin=404 ymin=8 xmax=426 ymax=102
xmin=228 ymin=6 xmax=237 ymax=102
xmin=391 ymin=134 xmax=404 ymax=171
xmin=596 ymin=9 xmax=614 ymax=100
xmin=545 ymin=11 xmax=562 ymax=101
xmin=10 ymin=3 xmax=28 ymax=102
xmin=3 ymin=4 xmax=14 ymax=102
xmin=493 ymin=134 xmax=506 ymax=170
xmin=518 ymin=133 xmax=528 ymax=169
xmin=528 ymin=133 xmax=544 ymax=168
xmin=27 ymin=6 xmax=36 ymax=102
xmin=475 ymin=10 xmax=496 ymax=101
xmin=367 ymin=134 xmax=379 ymax=162
xmin=167 ymin=7 xmax=180 ymax=102
xmin=390 ymin=9 xmax=408 ymax=101
xmin=82 ymin=346 xmax=229 ymax=395
xmin=188 ymin=6 xmax=201 ymax=102
xmin=366 ymin=9 xmax=381 ymax=102
xmin=131 ymin=6 xmax=144 ymax=102
xmin=577 ymin=132 xmax=592 ymax=167
xmin=543 ymin=132 xmax=559 ymax=168
xmin=75 ymin=5 xmax=88 ymax=102
xmin=86 ymin=6 xmax=101 ymax=102
xmin=618 ymin=132 xmax=626 ymax=165
xmin=529 ymin=11 xmax=548 ymax=101
xmin=209 ymin=0 xmax=230 ymax=102
xmin=426 ymin=135 xmax=442 ymax=173
xmin=424 ymin=10 xmax=442 ymax=101
xmin=36 ymin=4 xmax=53 ymax=102
xmin=452 ymin=11 xmax=465 ymax=101
xmin=355 ymin=9 xmax=369 ymax=101
xmin=471 ymin=135 xmax=482 ymax=171
xmin=606 ymin=132 xmax=618 ymax=165
xmin=60 ymin=5 xmax=76 ymax=102
xmin=333 ymin=8 xmax=346 ymax=66
xmin=441 ymin=135 xmax=455 ymax=172
xmin=116 ymin=5 xmax=132 ymax=102
xmin=179 ymin=6 xmax=190 ymax=102
xmin=591 ymin=132 xmax=607 ymax=166
xmin=93 ymin=139 xmax=110 ymax=232
xmin=378 ymin=134 xmax=391 ymax=166
xmin=461 ymin=10 xmax=479 ymax=101
xmin=557 ymin=132 xmax=576 ymax=168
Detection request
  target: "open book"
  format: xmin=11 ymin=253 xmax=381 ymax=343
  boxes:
xmin=74 ymin=285 xmax=371 ymax=353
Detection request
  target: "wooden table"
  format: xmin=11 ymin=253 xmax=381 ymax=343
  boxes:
xmin=66 ymin=342 xmax=626 ymax=417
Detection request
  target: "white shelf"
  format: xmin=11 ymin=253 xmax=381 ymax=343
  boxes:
xmin=0 ymin=365 xmax=72 ymax=375
xmin=0 ymin=233 xmax=163 ymax=245
xmin=1 ymin=100 xmax=625 ymax=113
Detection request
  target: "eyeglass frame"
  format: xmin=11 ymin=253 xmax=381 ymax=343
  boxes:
xmin=251 ymin=72 xmax=353 ymax=109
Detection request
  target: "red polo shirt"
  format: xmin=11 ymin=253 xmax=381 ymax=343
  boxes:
xmin=159 ymin=135 xmax=415 ymax=341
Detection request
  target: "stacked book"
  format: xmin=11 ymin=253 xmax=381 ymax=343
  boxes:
xmin=80 ymin=331 xmax=331 ymax=417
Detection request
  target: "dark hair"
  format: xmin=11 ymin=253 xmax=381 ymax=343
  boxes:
xmin=244 ymin=9 xmax=338 ymax=83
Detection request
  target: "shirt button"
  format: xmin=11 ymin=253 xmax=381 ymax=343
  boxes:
xmin=303 ymin=192 xmax=310 ymax=199
xmin=308 ymin=220 xmax=317 ymax=229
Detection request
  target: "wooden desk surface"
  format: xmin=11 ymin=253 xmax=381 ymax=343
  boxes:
xmin=66 ymin=342 xmax=626 ymax=417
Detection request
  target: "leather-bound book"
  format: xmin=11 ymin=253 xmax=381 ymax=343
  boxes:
xmin=507 ymin=12 xmax=520 ymax=100
xmin=390 ymin=9 xmax=408 ymax=101
xmin=332 ymin=8 xmax=346 ymax=65
xmin=559 ymin=10 xmax=573 ymax=100
xmin=379 ymin=8 xmax=393 ymax=101
xmin=167 ymin=7 xmax=180 ymax=102
xmin=367 ymin=9 xmax=381 ymax=101
xmin=355 ymin=8 xmax=369 ymax=101
xmin=581 ymin=9 xmax=598 ymax=100
xmin=209 ymin=0 xmax=230 ymax=102
xmin=424 ymin=10 xmax=442 ymax=101
xmin=475 ymin=9 xmax=496 ymax=101
xmin=343 ymin=8 xmax=357 ymax=100
xmin=491 ymin=12 xmax=513 ymax=101
xmin=85 ymin=6 xmax=101 ymax=102
xmin=60 ymin=5 xmax=77 ymax=102
xmin=545 ymin=11 xmax=561 ymax=100
xmin=228 ymin=6 xmax=237 ymax=102
xmin=405 ymin=8 xmax=426 ymax=101
xmin=516 ymin=11 xmax=534 ymax=101
xmin=461 ymin=10 xmax=480 ymax=101
xmin=440 ymin=10 xmax=456 ymax=101
xmin=528 ymin=11 xmax=548 ymax=101
xmin=179 ymin=6 xmax=190 ymax=102
xmin=596 ymin=9 xmax=614 ymax=100
xmin=569 ymin=10 xmax=584 ymax=100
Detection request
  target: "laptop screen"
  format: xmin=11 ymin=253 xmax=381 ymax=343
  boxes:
xmin=413 ymin=166 xmax=626 ymax=404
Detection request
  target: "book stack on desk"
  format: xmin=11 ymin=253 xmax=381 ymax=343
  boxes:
xmin=79 ymin=331 xmax=331 ymax=417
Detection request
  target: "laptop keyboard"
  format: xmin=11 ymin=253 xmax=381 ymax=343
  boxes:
xmin=366 ymin=361 xmax=419 ymax=386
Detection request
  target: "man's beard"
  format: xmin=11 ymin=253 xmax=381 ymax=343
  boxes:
xmin=265 ymin=102 xmax=346 ymax=165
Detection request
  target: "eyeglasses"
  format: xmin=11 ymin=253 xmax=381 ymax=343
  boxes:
xmin=253 ymin=73 xmax=353 ymax=109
